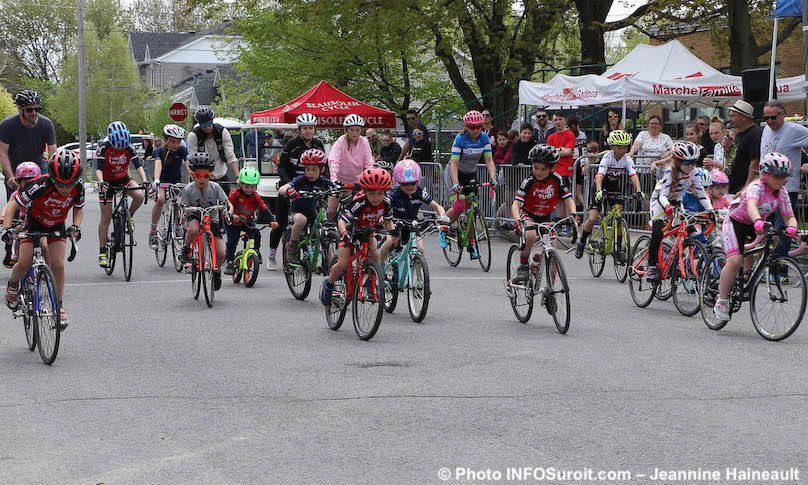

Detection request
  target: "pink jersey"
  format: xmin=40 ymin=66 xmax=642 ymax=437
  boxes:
xmin=711 ymin=194 xmax=732 ymax=210
xmin=728 ymin=179 xmax=793 ymax=225
xmin=328 ymin=134 xmax=375 ymax=184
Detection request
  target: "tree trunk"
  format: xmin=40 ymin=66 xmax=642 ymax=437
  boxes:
xmin=727 ymin=0 xmax=759 ymax=74
xmin=575 ymin=0 xmax=612 ymax=74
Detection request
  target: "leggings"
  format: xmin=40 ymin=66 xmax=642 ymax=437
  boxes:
xmin=648 ymin=219 xmax=665 ymax=266
xmin=269 ymin=195 xmax=289 ymax=250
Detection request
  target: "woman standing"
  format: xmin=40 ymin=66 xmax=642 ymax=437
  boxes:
xmin=629 ymin=115 xmax=673 ymax=165
xmin=598 ymin=110 xmax=624 ymax=150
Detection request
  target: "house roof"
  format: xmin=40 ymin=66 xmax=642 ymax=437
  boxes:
xmin=128 ymin=21 xmax=237 ymax=63
xmin=172 ymin=66 xmax=236 ymax=106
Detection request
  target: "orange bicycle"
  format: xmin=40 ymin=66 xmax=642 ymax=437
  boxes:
xmin=629 ymin=209 xmax=715 ymax=316
xmin=184 ymin=204 xmax=227 ymax=307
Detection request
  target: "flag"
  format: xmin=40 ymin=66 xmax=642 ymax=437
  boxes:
xmin=775 ymin=0 xmax=802 ymax=17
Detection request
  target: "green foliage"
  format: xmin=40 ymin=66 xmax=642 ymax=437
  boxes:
xmin=0 ymin=86 xmax=15 ymax=118
xmin=143 ymin=89 xmax=197 ymax=136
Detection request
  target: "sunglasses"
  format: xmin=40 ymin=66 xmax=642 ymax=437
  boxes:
xmin=765 ymin=114 xmax=783 ymax=120
xmin=536 ymin=115 xmax=547 ymax=118
xmin=399 ymin=182 xmax=417 ymax=187
xmin=54 ymin=180 xmax=78 ymax=189
xmin=406 ymin=117 xmax=416 ymax=121
xmin=192 ymin=171 xmax=212 ymax=179
xmin=483 ymin=113 xmax=491 ymax=118
xmin=199 ymin=122 xmax=213 ymax=128
xmin=467 ymin=125 xmax=483 ymax=130
xmin=679 ymin=159 xmax=696 ymax=166
xmin=24 ymin=107 xmax=42 ymax=113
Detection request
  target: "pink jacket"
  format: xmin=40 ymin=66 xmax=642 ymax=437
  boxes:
xmin=329 ymin=134 xmax=375 ymax=183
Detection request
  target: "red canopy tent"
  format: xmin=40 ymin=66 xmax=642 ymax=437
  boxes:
xmin=249 ymin=80 xmax=397 ymax=128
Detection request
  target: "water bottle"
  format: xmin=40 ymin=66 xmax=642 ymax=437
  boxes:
xmin=307 ymin=245 xmax=314 ymax=260
xmin=530 ymin=252 xmax=542 ymax=277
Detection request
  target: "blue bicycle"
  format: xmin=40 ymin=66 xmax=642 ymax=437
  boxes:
xmin=382 ymin=218 xmax=439 ymax=322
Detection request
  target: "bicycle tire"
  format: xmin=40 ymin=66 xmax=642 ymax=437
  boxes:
xmin=383 ymin=261 xmax=398 ymax=313
xmin=587 ymin=224 xmax=606 ymax=277
xmin=283 ymin=233 xmax=312 ymax=300
xmin=442 ymin=224 xmax=463 ymax=267
xmin=352 ymin=260 xmax=384 ymax=340
xmin=104 ymin=224 xmax=116 ymax=276
xmin=672 ymin=239 xmax=707 ymax=317
xmin=202 ymin=232 xmax=215 ymax=307
xmin=750 ymin=256 xmax=806 ymax=341
xmin=244 ymin=253 xmax=259 ymax=288
xmin=613 ymin=218 xmax=631 ymax=283
xmin=22 ymin=281 xmax=36 ymax=351
xmin=232 ymin=250 xmax=243 ymax=284
xmin=628 ymin=235 xmax=656 ymax=308
xmin=407 ymin=253 xmax=430 ymax=323
xmin=699 ymin=250 xmax=729 ymax=330
xmin=34 ymin=265 xmax=60 ymax=365
xmin=122 ymin=211 xmax=133 ymax=282
xmin=473 ymin=208 xmax=491 ymax=272
xmin=172 ymin=206 xmax=184 ymax=272
xmin=155 ymin=210 xmax=168 ymax=267
xmin=545 ymin=249 xmax=571 ymax=334
xmin=506 ymin=244 xmax=533 ymax=323
xmin=325 ymin=256 xmax=348 ymax=330
xmin=191 ymin=245 xmax=201 ymax=300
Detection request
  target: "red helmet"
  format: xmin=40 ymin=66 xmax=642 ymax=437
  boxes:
xmin=300 ymin=148 xmax=327 ymax=166
xmin=359 ymin=167 xmax=392 ymax=191
xmin=48 ymin=149 xmax=82 ymax=186
xmin=463 ymin=110 xmax=484 ymax=127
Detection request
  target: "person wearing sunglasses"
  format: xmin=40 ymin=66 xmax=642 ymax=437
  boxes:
xmin=397 ymin=109 xmax=428 ymax=162
xmin=645 ymin=141 xmax=713 ymax=282
xmin=187 ymin=106 xmax=239 ymax=190
xmin=3 ymin=150 xmax=84 ymax=329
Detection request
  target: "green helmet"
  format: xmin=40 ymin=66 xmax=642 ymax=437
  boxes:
xmin=239 ymin=166 xmax=260 ymax=185
xmin=607 ymin=129 xmax=632 ymax=147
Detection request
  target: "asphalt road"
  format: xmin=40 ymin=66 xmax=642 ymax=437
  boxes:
xmin=0 ymin=195 xmax=806 ymax=484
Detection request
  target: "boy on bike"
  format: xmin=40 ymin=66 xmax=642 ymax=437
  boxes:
xmin=510 ymin=145 xmax=576 ymax=284
xmin=277 ymin=148 xmax=335 ymax=265
xmin=178 ymin=152 xmax=233 ymax=291
xmin=575 ymin=130 xmax=643 ymax=261
xmin=320 ymin=167 xmax=394 ymax=306
xmin=2 ymin=150 xmax=84 ymax=328
xmin=149 ymin=124 xmax=188 ymax=249
xmin=223 ymin=166 xmax=277 ymax=275
xmin=97 ymin=121 xmax=148 ymax=268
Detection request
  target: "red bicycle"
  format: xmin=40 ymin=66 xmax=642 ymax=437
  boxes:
xmin=325 ymin=227 xmax=385 ymax=340
xmin=184 ymin=204 xmax=228 ymax=307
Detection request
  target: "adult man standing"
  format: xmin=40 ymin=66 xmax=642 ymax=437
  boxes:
xmin=378 ymin=132 xmax=401 ymax=171
xmin=531 ymin=109 xmax=555 ymax=144
xmin=0 ymin=90 xmax=57 ymax=193
xmin=365 ymin=128 xmax=383 ymax=160
xmin=186 ymin=106 xmax=239 ymax=188
xmin=397 ymin=109 xmax=428 ymax=162
xmin=726 ymin=100 xmax=763 ymax=194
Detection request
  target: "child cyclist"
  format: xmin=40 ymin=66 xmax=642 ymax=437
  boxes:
xmin=223 ymin=166 xmax=278 ymax=275
xmin=707 ymin=169 xmax=732 ymax=210
xmin=3 ymin=150 xmax=84 ymax=328
xmin=97 ymin=121 xmax=148 ymax=268
xmin=178 ymin=152 xmax=233 ymax=291
xmin=681 ymin=168 xmax=713 ymax=245
xmin=379 ymin=159 xmax=449 ymax=261
xmin=511 ymin=144 xmax=576 ymax=284
xmin=3 ymin=162 xmax=42 ymax=266
xmin=278 ymin=148 xmax=335 ymax=265
xmin=320 ymin=167 xmax=395 ymax=306
xmin=149 ymin=124 xmax=188 ymax=249
xmin=575 ymin=130 xmax=643 ymax=260
xmin=646 ymin=141 xmax=714 ymax=282
xmin=714 ymin=153 xmax=798 ymax=321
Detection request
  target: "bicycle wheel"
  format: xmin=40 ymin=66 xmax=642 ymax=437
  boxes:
xmin=244 ymin=253 xmax=260 ymax=288
xmin=587 ymin=224 xmax=606 ymax=277
xmin=473 ymin=208 xmax=491 ymax=272
xmin=655 ymin=241 xmax=674 ymax=301
xmin=383 ymin=261 xmax=398 ymax=313
xmin=352 ymin=260 xmax=384 ymax=340
xmin=283 ymin=234 xmax=311 ymax=300
xmin=325 ymin=256 xmax=348 ymax=330
xmin=699 ymin=250 xmax=729 ymax=330
xmin=672 ymin=239 xmax=707 ymax=317
xmin=191 ymin=245 xmax=201 ymax=300
xmin=104 ymin=228 xmax=116 ymax=276
xmin=506 ymin=244 xmax=533 ymax=323
xmin=201 ymin=232 xmax=215 ymax=308
xmin=34 ymin=265 xmax=60 ymax=365
xmin=442 ymin=224 xmax=463 ymax=267
xmin=407 ymin=253 xmax=430 ymax=323
xmin=22 ymin=282 xmax=36 ymax=351
xmin=545 ymin=249 xmax=571 ymax=334
xmin=613 ymin=218 xmax=631 ymax=283
xmin=628 ymin=235 xmax=656 ymax=308
xmin=172 ymin=207 xmax=184 ymax=272
xmin=750 ymin=256 xmax=806 ymax=341
xmin=155 ymin=210 xmax=168 ymax=267
xmin=232 ymin=251 xmax=243 ymax=284
xmin=122 ymin=211 xmax=134 ymax=282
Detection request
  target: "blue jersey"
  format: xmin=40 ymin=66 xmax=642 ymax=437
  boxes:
xmin=450 ymin=131 xmax=492 ymax=173
xmin=153 ymin=145 xmax=188 ymax=183
xmin=388 ymin=185 xmax=434 ymax=221
xmin=682 ymin=191 xmax=704 ymax=213
xmin=289 ymin=175 xmax=334 ymax=215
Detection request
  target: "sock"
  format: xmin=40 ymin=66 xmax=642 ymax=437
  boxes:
xmin=150 ymin=223 xmax=157 ymax=230
xmin=268 ymin=248 xmax=277 ymax=258
xmin=99 ymin=247 xmax=106 ymax=253
xmin=520 ymin=255 xmax=529 ymax=265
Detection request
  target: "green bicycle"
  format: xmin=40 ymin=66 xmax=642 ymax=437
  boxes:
xmin=232 ymin=223 xmax=271 ymax=288
xmin=585 ymin=191 xmax=639 ymax=282
xmin=382 ymin=218 xmax=438 ymax=323
xmin=442 ymin=182 xmax=493 ymax=272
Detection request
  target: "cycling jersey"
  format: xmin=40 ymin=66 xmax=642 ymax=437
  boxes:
xmin=329 ymin=134 xmax=375 ymax=184
xmin=650 ymin=167 xmax=711 ymax=220
xmin=181 ymin=182 xmax=228 ymax=224
xmin=515 ymin=173 xmax=570 ymax=217
xmin=340 ymin=193 xmax=393 ymax=229
xmin=278 ymin=136 xmax=326 ymax=183
xmin=153 ymin=145 xmax=188 ymax=184
xmin=728 ymin=179 xmax=793 ymax=225
xmin=95 ymin=140 xmax=142 ymax=182
xmin=228 ymin=188 xmax=273 ymax=227
xmin=596 ymin=151 xmax=638 ymax=193
xmin=450 ymin=131 xmax=492 ymax=174
xmin=289 ymin=175 xmax=334 ymax=216
xmin=9 ymin=189 xmax=28 ymax=221
xmin=388 ymin=185 xmax=433 ymax=221
xmin=15 ymin=175 xmax=85 ymax=228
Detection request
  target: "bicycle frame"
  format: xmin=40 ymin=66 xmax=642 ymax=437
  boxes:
xmin=236 ymin=225 xmax=267 ymax=272
xmin=633 ymin=211 xmax=714 ymax=281
xmin=297 ymin=207 xmax=328 ymax=270
xmin=185 ymin=205 xmax=226 ymax=274
xmin=384 ymin=221 xmax=432 ymax=290
xmin=342 ymin=234 xmax=377 ymax=304
xmin=598 ymin=202 xmax=623 ymax=256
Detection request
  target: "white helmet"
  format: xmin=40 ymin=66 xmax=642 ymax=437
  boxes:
xmin=693 ymin=167 xmax=711 ymax=187
xmin=343 ymin=113 xmax=365 ymax=127
xmin=162 ymin=124 xmax=185 ymax=139
xmin=296 ymin=112 xmax=317 ymax=127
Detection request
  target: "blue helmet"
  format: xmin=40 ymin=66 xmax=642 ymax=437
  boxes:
xmin=107 ymin=121 xmax=131 ymax=149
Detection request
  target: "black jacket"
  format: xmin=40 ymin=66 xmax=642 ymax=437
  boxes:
xmin=278 ymin=136 xmax=325 ymax=183
xmin=410 ymin=138 xmax=433 ymax=163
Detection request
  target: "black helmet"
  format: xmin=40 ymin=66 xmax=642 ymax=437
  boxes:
xmin=15 ymin=89 xmax=40 ymax=106
xmin=194 ymin=105 xmax=215 ymax=123
xmin=48 ymin=149 xmax=83 ymax=186
xmin=188 ymin=152 xmax=215 ymax=171
xmin=527 ymin=144 xmax=560 ymax=165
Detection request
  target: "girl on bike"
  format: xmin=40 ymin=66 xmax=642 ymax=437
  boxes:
xmin=149 ymin=124 xmax=188 ymax=249
xmin=713 ymin=153 xmax=797 ymax=321
xmin=4 ymin=162 xmax=42 ymax=266
xmin=326 ymin=114 xmax=375 ymax=218
xmin=707 ymin=169 xmax=732 ymax=210
xmin=223 ymin=166 xmax=277 ymax=275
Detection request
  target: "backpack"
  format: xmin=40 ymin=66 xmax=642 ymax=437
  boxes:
xmin=192 ymin=123 xmax=226 ymax=163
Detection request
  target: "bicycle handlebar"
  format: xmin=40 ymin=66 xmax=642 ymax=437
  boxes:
xmin=15 ymin=231 xmax=79 ymax=262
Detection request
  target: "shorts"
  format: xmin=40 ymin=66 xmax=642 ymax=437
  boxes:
xmin=455 ymin=171 xmax=478 ymax=198
xmin=100 ymin=176 xmax=135 ymax=204
xmin=20 ymin=217 xmax=66 ymax=244
xmin=722 ymin=216 xmax=756 ymax=257
xmin=186 ymin=215 xmax=223 ymax=237
xmin=289 ymin=209 xmax=316 ymax=223
xmin=520 ymin=212 xmax=551 ymax=225
xmin=589 ymin=195 xmax=621 ymax=213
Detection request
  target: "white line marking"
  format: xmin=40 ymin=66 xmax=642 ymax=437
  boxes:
xmin=66 ymin=279 xmax=188 ymax=287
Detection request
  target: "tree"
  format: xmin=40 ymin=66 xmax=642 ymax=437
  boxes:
xmin=125 ymin=0 xmax=218 ymax=32
xmin=0 ymin=86 xmax=15 ymax=118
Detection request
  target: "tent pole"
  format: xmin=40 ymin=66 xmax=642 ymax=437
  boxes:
xmin=769 ymin=15 xmax=779 ymax=101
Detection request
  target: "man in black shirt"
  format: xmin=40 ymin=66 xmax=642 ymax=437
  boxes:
xmin=398 ymin=110 xmax=428 ymax=162
xmin=0 ymin=89 xmax=57 ymax=192
xmin=726 ymin=101 xmax=763 ymax=194
xmin=510 ymin=123 xmax=536 ymax=165
xmin=378 ymin=132 xmax=401 ymax=171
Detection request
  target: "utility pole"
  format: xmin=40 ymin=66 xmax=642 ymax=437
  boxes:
xmin=803 ymin=0 xmax=808 ymax=114
xmin=77 ymin=0 xmax=87 ymax=169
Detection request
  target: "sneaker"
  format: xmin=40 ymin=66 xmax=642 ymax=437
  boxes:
xmin=614 ymin=249 xmax=627 ymax=265
xmin=286 ymin=246 xmax=300 ymax=265
xmin=714 ymin=298 xmax=731 ymax=321
xmin=223 ymin=261 xmax=236 ymax=275
xmin=177 ymin=246 xmax=190 ymax=264
xmin=213 ymin=271 xmax=222 ymax=291
xmin=148 ymin=233 xmax=158 ymax=250
xmin=2 ymin=253 xmax=11 ymax=269
xmin=267 ymin=256 xmax=277 ymax=271
xmin=438 ymin=231 xmax=448 ymax=249
xmin=513 ymin=264 xmax=529 ymax=285
xmin=58 ymin=307 xmax=68 ymax=330
xmin=469 ymin=245 xmax=480 ymax=260
xmin=320 ymin=279 xmax=334 ymax=306
xmin=646 ymin=265 xmax=660 ymax=283
xmin=5 ymin=282 xmax=19 ymax=310
xmin=99 ymin=252 xmax=109 ymax=268
xmin=574 ymin=241 xmax=585 ymax=259
xmin=769 ymin=273 xmax=789 ymax=285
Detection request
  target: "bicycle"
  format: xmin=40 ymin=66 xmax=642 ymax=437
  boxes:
xmin=442 ymin=182 xmax=494 ymax=272
xmin=102 ymin=184 xmax=148 ymax=282
xmin=325 ymin=226 xmax=385 ymax=340
xmin=504 ymin=216 xmax=574 ymax=333
xmin=10 ymin=230 xmax=77 ymax=365
xmin=232 ymin=223 xmax=270 ymax=288
xmin=281 ymin=189 xmax=341 ymax=300
xmin=585 ymin=191 xmax=641 ymax=283
xmin=153 ymin=183 xmax=186 ymax=272
xmin=699 ymin=224 xmax=807 ymax=341
xmin=382 ymin=218 xmax=439 ymax=323
xmin=628 ymin=209 xmax=714 ymax=316
xmin=184 ymin=204 xmax=228 ymax=308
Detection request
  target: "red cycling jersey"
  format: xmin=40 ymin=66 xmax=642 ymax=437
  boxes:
xmin=514 ymin=173 xmax=571 ymax=217
xmin=15 ymin=175 xmax=85 ymax=227
xmin=228 ymin=188 xmax=271 ymax=226
xmin=95 ymin=141 xmax=142 ymax=182
xmin=340 ymin=193 xmax=393 ymax=229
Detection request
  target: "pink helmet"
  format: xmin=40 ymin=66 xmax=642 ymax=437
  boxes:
xmin=710 ymin=169 xmax=729 ymax=186
xmin=463 ymin=110 xmax=484 ymax=126
xmin=393 ymin=159 xmax=422 ymax=184
xmin=15 ymin=161 xmax=41 ymax=180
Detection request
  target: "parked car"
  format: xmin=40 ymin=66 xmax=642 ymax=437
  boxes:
xmin=57 ymin=142 xmax=97 ymax=163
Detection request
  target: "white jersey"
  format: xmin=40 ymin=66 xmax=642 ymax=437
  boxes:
xmin=651 ymin=167 xmax=711 ymax=210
